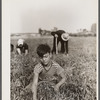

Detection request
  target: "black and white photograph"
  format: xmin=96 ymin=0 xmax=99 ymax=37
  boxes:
xmin=2 ymin=0 xmax=98 ymax=100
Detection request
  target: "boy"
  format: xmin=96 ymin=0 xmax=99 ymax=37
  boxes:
xmin=31 ymin=44 xmax=66 ymax=100
xmin=16 ymin=38 xmax=29 ymax=55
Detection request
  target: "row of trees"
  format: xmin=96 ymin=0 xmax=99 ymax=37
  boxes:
xmin=38 ymin=23 xmax=96 ymax=37
xmin=38 ymin=28 xmax=51 ymax=36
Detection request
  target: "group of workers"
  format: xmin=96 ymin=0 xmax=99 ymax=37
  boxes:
xmin=11 ymin=29 xmax=69 ymax=56
xmin=11 ymin=29 xmax=70 ymax=100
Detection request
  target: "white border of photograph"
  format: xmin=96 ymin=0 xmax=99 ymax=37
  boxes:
xmin=2 ymin=0 xmax=98 ymax=100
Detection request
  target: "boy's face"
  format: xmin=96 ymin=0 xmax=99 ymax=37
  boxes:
xmin=39 ymin=53 xmax=51 ymax=66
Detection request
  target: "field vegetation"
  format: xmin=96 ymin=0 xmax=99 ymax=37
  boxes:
xmin=11 ymin=36 xmax=97 ymax=100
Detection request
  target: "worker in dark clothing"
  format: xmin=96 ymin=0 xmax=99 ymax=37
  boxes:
xmin=11 ymin=44 xmax=14 ymax=52
xmin=51 ymin=30 xmax=69 ymax=55
xmin=16 ymin=39 xmax=29 ymax=55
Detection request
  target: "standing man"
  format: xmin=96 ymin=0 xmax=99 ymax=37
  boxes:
xmin=16 ymin=38 xmax=29 ymax=55
xmin=51 ymin=29 xmax=69 ymax=55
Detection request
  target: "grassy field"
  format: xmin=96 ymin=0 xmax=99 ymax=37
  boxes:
xmin=11 ymin=36 xmax=97 ymax=100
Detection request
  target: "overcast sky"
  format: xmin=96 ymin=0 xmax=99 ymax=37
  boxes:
xmin=10 ymin=0 xmax=97 ymax=33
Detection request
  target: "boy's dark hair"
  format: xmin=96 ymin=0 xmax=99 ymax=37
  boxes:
xmin=37 ymin=44 xmax=51 ymax=57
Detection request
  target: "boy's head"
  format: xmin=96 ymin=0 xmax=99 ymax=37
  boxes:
xmin=37 ymin=44 xmax=51 ymax=57
xmin=37 ymin=44 xmax=51 ymax=65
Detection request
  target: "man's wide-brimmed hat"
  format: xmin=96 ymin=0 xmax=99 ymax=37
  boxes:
xmin=17 ymin=38 xmax=24 ymax=45
xmin=61 ymin=33 xmax=69 ymax=41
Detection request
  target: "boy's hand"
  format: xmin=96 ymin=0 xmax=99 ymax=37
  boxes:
xmin=34 ymin=64 xmax=43 ymax=74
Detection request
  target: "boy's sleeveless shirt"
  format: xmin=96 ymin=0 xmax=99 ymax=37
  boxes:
xmin=34 ymin=60 xmax=65 ymax=82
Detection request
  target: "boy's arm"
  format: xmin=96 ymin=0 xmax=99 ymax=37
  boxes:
xmin=54 ymin=65 xmax=66 ymax=92
xmin=31 ymin=64 xmax=43 ymax=100
xmin=31 ymin=72 xmax=39 ymax=100
xmin=54 ymin=72 xmax=66 ymax=92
